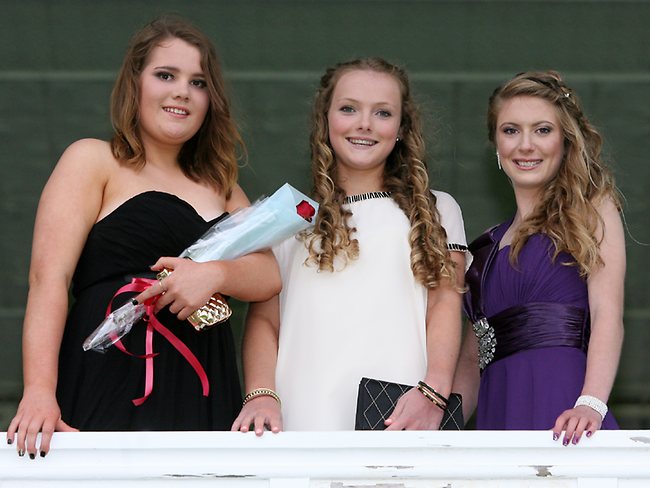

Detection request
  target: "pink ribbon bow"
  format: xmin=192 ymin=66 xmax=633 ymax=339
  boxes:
xmin=105 ymin=277 xmax=210 ymax=406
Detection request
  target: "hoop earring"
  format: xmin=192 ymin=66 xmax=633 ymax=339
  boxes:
xmin=496 ymin=151 xmax=502 ymax=170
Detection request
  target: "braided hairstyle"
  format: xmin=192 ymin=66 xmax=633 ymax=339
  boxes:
xmin=487 ymin=70 xmax=620 ymax=277
xmin=304 ymin=57 xmax=455 ymax=288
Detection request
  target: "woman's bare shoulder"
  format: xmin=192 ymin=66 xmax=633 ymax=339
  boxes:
xmin=54 ymin=138 xmax=120 ymax=178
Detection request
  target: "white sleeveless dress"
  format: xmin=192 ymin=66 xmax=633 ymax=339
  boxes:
xmin=273 ymin=191 xmax=467 ymax=430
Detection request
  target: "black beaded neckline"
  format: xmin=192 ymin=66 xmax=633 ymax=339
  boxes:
xmin=343 ymin=191 xmax=392 ymax=204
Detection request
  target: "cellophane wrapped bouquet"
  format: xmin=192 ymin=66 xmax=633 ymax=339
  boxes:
xmin=83 ymin=183 xmax=318 ymax=352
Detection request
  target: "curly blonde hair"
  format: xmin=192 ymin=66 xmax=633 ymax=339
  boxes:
xmin=304 ymin=57 xmax=455 ymax=288
xmin=110 ymin=14 xmax=244 ymax=197
xmin=487 ymin=70 xmax=620 ymax=277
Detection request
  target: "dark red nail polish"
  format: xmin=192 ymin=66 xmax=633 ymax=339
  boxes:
xmin=563 ymin=439 xmax=569 ymax=446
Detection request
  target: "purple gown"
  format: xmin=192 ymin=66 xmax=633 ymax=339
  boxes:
xmin=464 ymin=222 xmax=618 ymax=430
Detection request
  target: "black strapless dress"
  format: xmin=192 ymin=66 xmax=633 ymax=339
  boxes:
xmin=56 ymin=191 xmax=242 ymax=430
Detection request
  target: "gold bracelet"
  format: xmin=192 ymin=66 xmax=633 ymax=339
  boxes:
xmin=417 ymin=380 xmax=450 ymax=406
xmin=416 ymin=384 xmax=447 ymax=411
xmin=419 ymin=386 xmax=446 ymax=410
xmin=242 ymin=388 xmax=281 ymax=407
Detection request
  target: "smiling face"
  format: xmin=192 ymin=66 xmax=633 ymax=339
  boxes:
xmin=495 ymin=95 xmax=565 ymax=194
xmin=138 ymin=37 xmax=209 ymax=150
xmin=327 ymin=69 xmax=402 ymax=189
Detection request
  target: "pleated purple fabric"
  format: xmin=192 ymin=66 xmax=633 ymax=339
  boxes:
xmin=465 ymin=223 xmax=618 ymax=430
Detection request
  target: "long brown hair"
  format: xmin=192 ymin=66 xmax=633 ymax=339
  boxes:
xmin=488 ymin=70 xmax=620 ymax=276
xmin=305 ymin=57 xmax=455 ymax=288
xmin=110 ymin=14 xmax=243 ymax=196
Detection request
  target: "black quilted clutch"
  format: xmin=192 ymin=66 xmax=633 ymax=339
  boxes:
xmin=355 ymin=377 xmax=464 ymax=430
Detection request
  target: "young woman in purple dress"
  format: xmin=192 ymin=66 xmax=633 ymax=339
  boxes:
xmin=453 ymin=71 xmax=625 ymax=445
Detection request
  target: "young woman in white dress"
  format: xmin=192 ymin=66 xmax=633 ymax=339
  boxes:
xmin=232 ymin=58 xmax=467 ymax=433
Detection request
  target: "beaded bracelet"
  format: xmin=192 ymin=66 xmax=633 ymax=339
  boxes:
xmin=574 ymin=395 xmax=608 ymax=420
xmin=417 ymin=381 xmax=450 ymax=407
xmin=242 ymin=388 xmax=281 ymax=407
xmin=416 ymin=383 xmax=447 ymax=411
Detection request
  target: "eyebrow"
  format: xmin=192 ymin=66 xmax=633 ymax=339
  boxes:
xmin=152 ymin=65 xmax=205 ymax=77
xmin=499 ymin=120 xmax=556 ymax=127
xmin=335 ymin=97 xmax=397 ymax=108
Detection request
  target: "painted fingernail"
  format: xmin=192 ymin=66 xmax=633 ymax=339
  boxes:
xmin=572 ymin=437 xmax=578 ymax=445
xmin=563 ymin=439 xmax=569 ymax=446
xmin=586 ymin=431 xmax=592 ymax=438
xmin=18 ymin=449 xmax=25 ymax=457
xmin=552 ymin=433 xmax=559 ymax=441
xmin=29 ymin=453 xmax=35 ymax=460
xmin=40 ymin=451 xmax=47 ymax=458
xmin=6 ymin=438 xmax=12 ymax=445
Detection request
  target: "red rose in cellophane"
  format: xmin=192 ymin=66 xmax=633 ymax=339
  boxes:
xmin=296 ymin=200 xmax=316 ymax=222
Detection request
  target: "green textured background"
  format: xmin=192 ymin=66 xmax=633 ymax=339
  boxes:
xmin=1 ymin=0 xmax=648 ymax=428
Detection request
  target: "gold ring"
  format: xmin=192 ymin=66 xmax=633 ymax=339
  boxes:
xmin=158 ymin=276 xmax=167 ymax=293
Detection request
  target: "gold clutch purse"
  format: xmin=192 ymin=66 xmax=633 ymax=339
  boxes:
xmin=156 ymin=269 xmax=232 ymax=331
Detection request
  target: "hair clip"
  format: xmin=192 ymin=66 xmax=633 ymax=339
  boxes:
xmin=563 ymin=92 xmax=570 ymax=98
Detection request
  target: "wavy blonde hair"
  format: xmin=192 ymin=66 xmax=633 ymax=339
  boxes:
xmin=487 ymin=70 xmax=620 ymax=277
xmin=110 ymin=14 xmax=244 ymax=197
xmin=305 ymin=57 xmax=455 ymax=288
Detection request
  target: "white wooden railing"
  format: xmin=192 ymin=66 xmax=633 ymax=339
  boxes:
xmin=2 ymin=430 xmax=650 ymax=487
